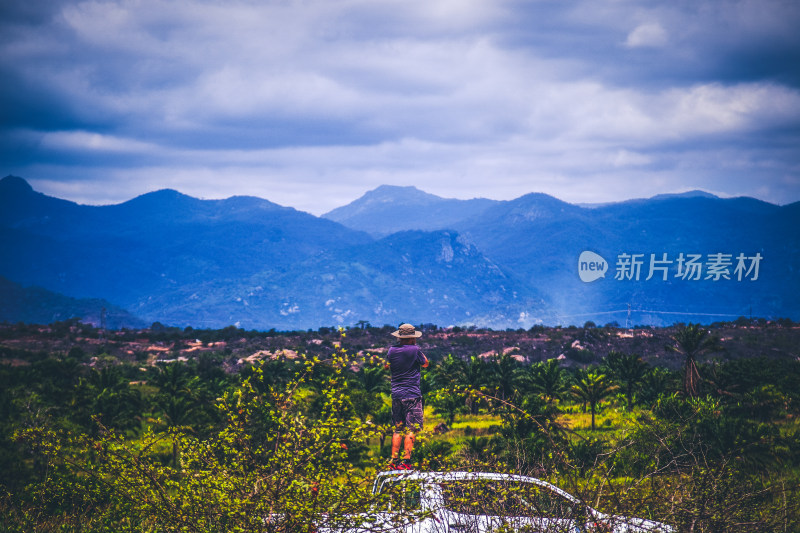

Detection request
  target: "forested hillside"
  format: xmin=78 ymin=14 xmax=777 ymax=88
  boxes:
xmin=3 ymin=176 xmax=798 ymax=330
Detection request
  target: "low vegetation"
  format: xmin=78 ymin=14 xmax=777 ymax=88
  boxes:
xmin=1 ymin=318 xmax=799 ymax=531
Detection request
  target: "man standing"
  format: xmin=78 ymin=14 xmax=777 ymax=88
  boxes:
xmin=386 ymin=323 xmax=429 ymax=470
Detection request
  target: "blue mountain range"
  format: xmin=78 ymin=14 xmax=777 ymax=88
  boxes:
xmin=1 ymin=175 xmax=797 ymax=329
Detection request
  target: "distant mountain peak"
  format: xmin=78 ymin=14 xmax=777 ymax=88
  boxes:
xmin=373 ymin=184 xmax=419 ymax=192
xmin=134 ymin=188 xmax=190 ymax=200
xmin=322 ymin=185 xmax=499 ymax=236
xmin=650 ymin=190 xmax=720 ymax=201
xmin=323 ymin=185 xmax=442 ymax=220
xmin=119 ymin=188 xmax=197 ymax=209
xmin=0 ymin=175 xmax=34 ymax=195
xmin=359 ymin=185 xmax=442 ymax=205
xmin=495 ymin=192 xmax=582 ymax=224
xmin=514 ymin=191 xmax=573 ymax=205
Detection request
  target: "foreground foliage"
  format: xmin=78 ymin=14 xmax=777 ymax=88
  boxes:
xmin=1 ymin=321 xmax=799 ymax=532
xmin=6 ymin=348 xmax=385 ymax=532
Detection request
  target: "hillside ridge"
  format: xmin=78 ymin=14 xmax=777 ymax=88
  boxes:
xmin=1 ymin=176 xmax=797 ymax=330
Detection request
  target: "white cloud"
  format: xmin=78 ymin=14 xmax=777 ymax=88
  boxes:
xmin=625 ymin=22 xmax=668 ymax=48
xmin=659 ymin=82 xmax=800 ymax=136
xmin=3 ymin=0 xmax=800 ymax=212
xmin=611 ymin=150 xmax=651 ymax=168
xmin=39 ymin=130 xmax=162 ymax=154
xmin=22 ymin=125 xmax=795 ymax=214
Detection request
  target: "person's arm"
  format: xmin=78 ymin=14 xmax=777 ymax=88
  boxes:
xmin=421 ymin=351 xmax=429 ymax=368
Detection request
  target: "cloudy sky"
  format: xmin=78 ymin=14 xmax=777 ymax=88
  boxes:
xmin=1 ymin=0 xmax=799 ymax=215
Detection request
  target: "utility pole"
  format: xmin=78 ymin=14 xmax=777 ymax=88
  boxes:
xmin=100 ymin=306 xmax=107 ymax=340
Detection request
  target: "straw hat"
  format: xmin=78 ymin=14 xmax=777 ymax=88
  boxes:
xmin=391 ymin=323 xmax=422 ymax=338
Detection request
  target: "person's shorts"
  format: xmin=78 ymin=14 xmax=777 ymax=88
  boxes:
xmin=392 ymin=397 xmax=424 ymax=433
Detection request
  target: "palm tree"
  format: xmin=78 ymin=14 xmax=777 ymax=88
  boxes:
xmin=150 ymin=363 xmax=201 ymax=466
xmin=570 ymin=371 xmax=618 ymax=431
xmin=603 ymin=351 xmax=648 ymax=410
xmin=489 ymin=352 xmax=520 ymax=401
xmin=465 ymin=355 xmax=496 ymax=414
xmin=669 ymin=323 xmax=721 ymax=398
xmin=430 ymin=389 xmax=466 ymax=426
xmin=73 ymin=366 xmax=142 ymax=435
xmin=348 ymin=366 xmax=388 ymax=425
xmin=519 ymin=359 xmax=566 ymax=404
xmin=435 ymin=354 xmax=490 ymax=414
xmin=353 ymin=365 xmax=389 ymax=395
xmin=638 ymin=366 xmax=676 ymax=406
xmin=431 ymin=353 xmax=468 ymax=390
